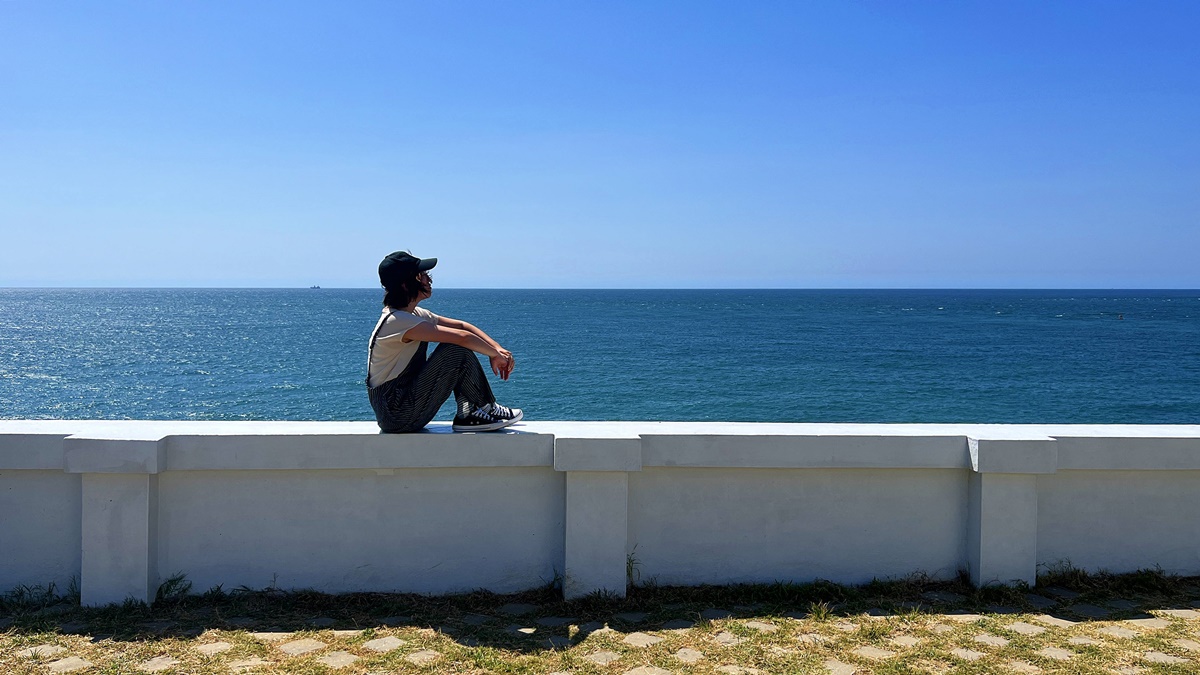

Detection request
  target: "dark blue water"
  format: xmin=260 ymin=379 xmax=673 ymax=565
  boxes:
xmin=1 ymin=289 xmax=1197 ymax=424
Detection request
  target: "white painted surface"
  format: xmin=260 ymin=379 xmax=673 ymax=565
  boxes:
xmin=0 ymin=469 xmax=80 ymax=591
xmin=563 ymin=472 xmax=628 ymax=598
xmin=1 ymin=420 xmax=1199 ymax=605
xmin=628 ymin=467 xmax=968 ymax=586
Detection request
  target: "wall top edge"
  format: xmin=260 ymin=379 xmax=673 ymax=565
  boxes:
xmin=2 ymin=420 xmax=1200 ymax=442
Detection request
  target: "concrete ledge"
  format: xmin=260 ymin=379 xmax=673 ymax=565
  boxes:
xmin=640 ymin=434 xmax=969 ymax=469
xmin=1056 ymin=436 xmax=1200 ymax=470
xmin=4 ymin=420 xmax=1200 ymax=604
xmin=554 ymin=439 xmax=642 ymax=472
xmin=0 ymin=433 xmax=69 ymax=470
xmin=165 ymin=431 xmax=553 ymax=470
xmin=65 ymin=437 xmax=166 ymax=474
xmin=969 ymin=437 xmax=1058 ymax=474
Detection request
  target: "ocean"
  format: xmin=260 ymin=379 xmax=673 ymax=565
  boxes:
xmin=1 ymin=288 xmax=1197 ymax=425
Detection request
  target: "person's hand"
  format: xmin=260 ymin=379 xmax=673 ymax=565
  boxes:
xmin=490 ymin=349 xmax=515 ymax=380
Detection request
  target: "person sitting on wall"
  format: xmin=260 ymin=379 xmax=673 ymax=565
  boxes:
xmin=367 ymin=251 xmax=523 ymax=433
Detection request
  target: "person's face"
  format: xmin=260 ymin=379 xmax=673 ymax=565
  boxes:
xmin=417 ymin=271 xmax=433 ymax=298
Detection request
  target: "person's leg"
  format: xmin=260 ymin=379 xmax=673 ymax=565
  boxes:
xmin=391 ymin=343 xmax=495 ymax=432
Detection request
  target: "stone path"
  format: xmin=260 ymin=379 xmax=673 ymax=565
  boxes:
xmin=5 ymin=593 xmax=1200 ymax=674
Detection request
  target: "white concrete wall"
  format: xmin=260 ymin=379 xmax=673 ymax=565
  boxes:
xmin=1 ymin=420 xmax=1198 ymax=605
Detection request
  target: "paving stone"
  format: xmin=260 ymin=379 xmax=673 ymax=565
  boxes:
xmin=1099 ymin=625 xmax=1139 ymax=639
xmin=48 ymin=657 xmax=93 ymax=673
xmin=58 ymin=622 xmax=89 ymax=634
xmin=229 ymin=658 xmax=272 ymax=671
xmin=624 ymin=631 xmax=665 ymax=647
xmin=17 ymin=644 xmax=67 ymax=658
xmin=1037 ymin=647 xmax=1074 ymax=661
xmin=661 ymin=619 xmax=694 ymax=631
xmin=1005 ymin=621 xmax=1047 ymax=636
xmin=585 ymin=651 xmax=621 ymax=665
xmin=929 ymin=623 xmax=954 ymax=634
xmin=138 ymin=656 xmax=179 ymax=672
xmin=406 ymin=649 xmax=441 ymax=665
xmin=1161 ymin=609 xmax=1200 ymax=619
xmin=1043 ymin=587 xmax=1080 ymax=599
xmin=922 ymin=591 xmax=966 ymax=604
xmin=798 ymin=633 xmax=830 ymax=644
xmin=307 ymin=616 xmax=336 ymax=627
xmin=578 ymin=621 xmax=612 ymax=634
xmin=1143 ymin=651 xmax=1189 ymax=664
xmin=536 ymin=616 xmax=577 ymax=627
xmin=1034 ymin=614 xmax=1078 ymax=628
xmin=278 ymin=638 xmax=326 ymax=656
xmin=743 ymin=620 xmax=778 ymax=633
xmin=506 ymin=624 xmax=536 ymax=635
xmin=714 ymin=630 xmax=745 ymax=646
xmin=251 ymin=631 xmax=291 ymax=642
xmin=1068 ymin=603 xmax=1112 ymax=619
xmin=853 ymin=645 xmax=895 ymax=660
xmin=716 ymin=667 xmax=763 ymax=675
xmin=197 ymin=641 xmax=233 ymax=655
xmin=1175 ymin=639 xmax=1200 ymax=652
xmin=1112 ymin=668 xmax=1146 ymax=675
xmin=944 ymin=612 xmax=983 ymax=623
xmin=823 ymin=660 xmax=858 ymax=675
xmin=1006 ymin=660 xmax=1042 ymax=673
xmin=1024 ymin=594 xmax=1058 ymax=610
xmin=544 ymin=635 xmax=572 ymax=648
xmin=674 ymin=647 xmax=704 ymax=663
xmin=330 ymin=629 xmax=361 ymax=637
xmin=784 ymin=610 xmax=809 ymax=620
xmin=833 ymin=621 xmax=857 ymax=632
xmin=316 ymin=651 xmax=359 ymax=669
xmin=701 ymin=608 xmax=733 ymax=620
xmin=363 ymin=635 xmax=406 ymax=652
xmin=890 ymin=635 xmax=921 ymax=647
xmin=1125 ymin=617 xmax=1171 ymax=629
xmin=974 ymin=633 xmax=1010 ymax=647
xmin=458 ymin=636 xmax=481 ymax=647
xmin=622 ymin=667 xmax=671 ymax=675
xmin=1069 ymin=636 xmax=1102 ymax=645
xmin=865 ymin=607 xmax=893 ymax=620
xmin=1106 ymin=599 xmax=1140 ymax=610
xmin=950 ymin=648 xmax=985 ymax=661
xmin=461 ymin=613 xmax=493 ymax=625
xmin=499 ymin=603 xmax=538 ymax=615
xmin=615 ymin=612 xmax=648 ymax=623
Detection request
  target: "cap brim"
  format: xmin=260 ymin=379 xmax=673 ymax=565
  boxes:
xmin=418 ymin=258 xmax=437 ymax=271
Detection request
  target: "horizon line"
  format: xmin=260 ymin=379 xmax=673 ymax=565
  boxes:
xmin=3 ymin=286 xmax=1199 ymax=292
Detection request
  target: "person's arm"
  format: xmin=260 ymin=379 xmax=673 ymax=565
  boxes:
xmin=402 ymin=320 xmax=515 ymax=380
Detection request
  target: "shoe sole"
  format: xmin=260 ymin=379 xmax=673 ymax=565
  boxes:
xmin=453 ymin=409 xmax=523 ymax=432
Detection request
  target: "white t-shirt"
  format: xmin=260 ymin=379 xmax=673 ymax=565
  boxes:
xmin=367 ymin=306 xmax=441 ymax=387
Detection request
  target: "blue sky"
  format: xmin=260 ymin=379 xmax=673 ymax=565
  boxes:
xmin=2 ymin=1 xmax=1197 ymax=288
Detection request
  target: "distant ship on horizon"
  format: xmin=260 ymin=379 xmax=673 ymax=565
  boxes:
xmin=309 ymin=285 xmax=321 ymax=289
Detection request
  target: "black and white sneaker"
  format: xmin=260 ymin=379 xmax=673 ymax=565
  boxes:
xmin=452 ymin=403 xmax=524 ymax=432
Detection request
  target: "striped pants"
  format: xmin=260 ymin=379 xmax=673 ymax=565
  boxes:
xmin=368 ymin=343 xmax=496 ymax=433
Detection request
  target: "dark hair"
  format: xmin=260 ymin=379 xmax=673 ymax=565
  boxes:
xmin=382 ymin=274 xmax=427 ymax=309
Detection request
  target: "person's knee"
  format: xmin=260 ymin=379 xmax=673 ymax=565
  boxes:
xmin=432 ymin=343 xmax=475 ymax=363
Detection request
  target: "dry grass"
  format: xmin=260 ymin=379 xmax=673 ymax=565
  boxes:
xmin=3 ymin=569 xmax=1200 ymax=674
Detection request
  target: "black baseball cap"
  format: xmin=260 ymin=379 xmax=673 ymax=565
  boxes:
xmin=379 ymin=251 xmax=437 ymax=287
